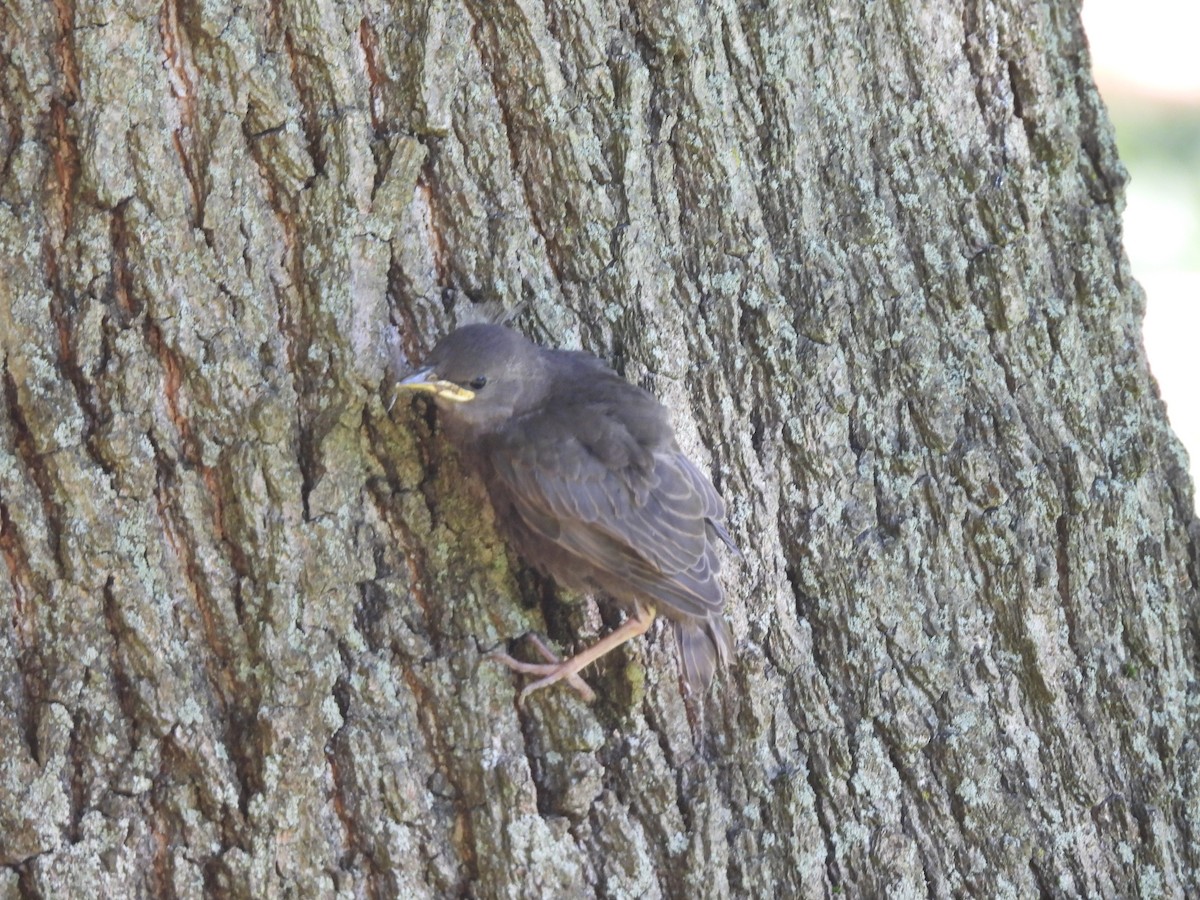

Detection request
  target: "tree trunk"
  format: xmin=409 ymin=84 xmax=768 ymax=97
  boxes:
xmin=1 ymin=0 xmax=1196 ymax=896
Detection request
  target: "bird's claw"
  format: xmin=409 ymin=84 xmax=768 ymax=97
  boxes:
xmin=490 ymin=638 xmax=597 ymax=704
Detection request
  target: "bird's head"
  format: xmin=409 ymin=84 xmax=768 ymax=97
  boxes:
xmin=394 ymin=324 xmax=547 ymax=434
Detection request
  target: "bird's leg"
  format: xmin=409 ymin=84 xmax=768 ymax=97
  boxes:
xmin=490 ymin=605 xmax=657 ymax=703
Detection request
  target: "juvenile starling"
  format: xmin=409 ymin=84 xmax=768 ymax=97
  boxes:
xmin=395 ymin=324 xmax=735 ymax=701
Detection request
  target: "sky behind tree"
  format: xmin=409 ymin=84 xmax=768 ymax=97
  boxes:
xmin=1084 ymin=0 xmax=1200 ymax=507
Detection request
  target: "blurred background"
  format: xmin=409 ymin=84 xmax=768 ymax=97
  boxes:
xmin=1083 ymin=0 xmax=1200 ymax=509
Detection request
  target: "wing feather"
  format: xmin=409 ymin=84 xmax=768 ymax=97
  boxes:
xmin=486 ymin=403 xmax=732 ymax=621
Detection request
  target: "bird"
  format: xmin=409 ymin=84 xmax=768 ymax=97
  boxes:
xmin=394 ymin=323 xmax=736 ymax=703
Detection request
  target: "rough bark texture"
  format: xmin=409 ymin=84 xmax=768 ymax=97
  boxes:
xmin=1 ymin=0 xmax=1197 ymax=897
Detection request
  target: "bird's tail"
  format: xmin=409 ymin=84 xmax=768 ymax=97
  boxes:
xmin=674 ymin=617 xmax=733 ymax=695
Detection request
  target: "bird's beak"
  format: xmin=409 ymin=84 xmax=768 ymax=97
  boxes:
xmin=393 ymin=367 xmax=476 ymax=404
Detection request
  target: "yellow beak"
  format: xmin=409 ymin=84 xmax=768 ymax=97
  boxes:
xmin=394 ymin=367 xmax=476 ymax=403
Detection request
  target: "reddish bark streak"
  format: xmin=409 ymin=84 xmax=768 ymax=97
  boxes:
xmin=48 ymin=0 xmax=80 ymax=240
xmin=145 ymin=320 xmax=193 ymax=458
xmin=358 ymin=18 xmax=383 ymax=133
xmin=160 ymin=0 xmax=205 ymax=227
xmin=0 ymin=501 xmax=34 ymax=648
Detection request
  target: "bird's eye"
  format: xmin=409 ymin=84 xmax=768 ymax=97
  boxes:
xmin=469 ymin=375 xmax=488 ymax=390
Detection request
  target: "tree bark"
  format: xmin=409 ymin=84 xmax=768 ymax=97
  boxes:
xmin=1 ymin=0 xmax=1197 ymax=897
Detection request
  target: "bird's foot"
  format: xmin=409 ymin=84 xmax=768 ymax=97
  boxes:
xmin=491 ymin=607 xmax=657 ymax=706
xmin=490 ymin=635 xmax=597 ymax=703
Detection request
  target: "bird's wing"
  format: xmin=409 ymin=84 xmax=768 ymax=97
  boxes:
xmin=488 ymin=405 xmax=728 ymax=619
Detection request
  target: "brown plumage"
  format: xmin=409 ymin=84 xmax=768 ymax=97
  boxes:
xmin=395 ymin=324 xmax=735 ymax=701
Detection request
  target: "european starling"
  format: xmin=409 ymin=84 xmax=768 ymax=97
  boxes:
xmin=395 ymin=324 xmax=735 ymax=701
